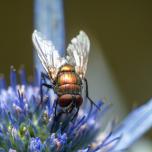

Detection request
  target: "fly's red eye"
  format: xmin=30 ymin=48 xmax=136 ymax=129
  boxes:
xmin=59 ymin=94 xmax=73 ymax=107
xmin=75 ymin=95 xmax=83 ymax=107
xmin=59 ymin=94 xmax=83 ymax=108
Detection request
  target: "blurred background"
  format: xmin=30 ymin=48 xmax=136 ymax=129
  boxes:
xmin=0 ymin=0 xmax=152 ymax=151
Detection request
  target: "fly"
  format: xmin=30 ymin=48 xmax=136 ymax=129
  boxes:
xmin=32 ymin=30 xmax=100 ymax=120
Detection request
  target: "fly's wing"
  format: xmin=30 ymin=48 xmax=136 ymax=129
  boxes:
xmin=32 ymin=30 xmax=66 ymax=80
xmin=66 ymin=31 xmax=90 ymax=78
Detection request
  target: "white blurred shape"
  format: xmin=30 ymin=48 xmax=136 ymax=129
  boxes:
xmin=130 ymin=139 xmax=152 ymax=152
xmin=86 ymin=36 xmax=127 ymax=118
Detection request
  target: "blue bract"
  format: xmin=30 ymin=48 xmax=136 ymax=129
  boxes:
xmin=0 ymin=67 xmax=151 ymax=152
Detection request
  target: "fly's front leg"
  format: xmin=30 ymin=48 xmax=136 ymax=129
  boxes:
xmin=40 ymin=72 xmax=53 ymax=103
xmin=40 ymin=83 xmax=53 ymax=103
xmin=35 ymin=82 xmax=53 ymax=113
xmin=84 ymin=78 xmax=101 ymax=111
xmin=40 ymin=72 xmax=50 ymax=85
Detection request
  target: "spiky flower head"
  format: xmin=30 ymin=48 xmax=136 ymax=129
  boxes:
xmin=0 ymin=67 xmax=152 ymax=152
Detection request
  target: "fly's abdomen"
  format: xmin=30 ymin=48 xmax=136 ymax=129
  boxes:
xmin=56 ymin=72 xmax=82 ymax=95
xmin=58 ymin=84 xmax=81 ymax=95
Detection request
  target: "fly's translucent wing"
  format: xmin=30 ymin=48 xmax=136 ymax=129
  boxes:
xmin=32 ymin=30 xmax=66 ymax=80
xmin=67 ymin=31 xmax=90 ymax=78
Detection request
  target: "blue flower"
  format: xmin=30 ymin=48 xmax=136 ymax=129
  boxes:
xmin=29 ymin=137 xmax=43 ymax=152
xmin=0 ymin=67 xmax=151 ymax=152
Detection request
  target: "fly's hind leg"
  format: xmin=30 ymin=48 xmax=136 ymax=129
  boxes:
xmin=84 ymin=78 xmax=101 ymax=111
xmin=53 ymin=99 xmax=66 ymax=121
xmin=71 ymin=107 xmax=79 ymax=122
xmin=54 ymin=98 xmax=59 ymax=119
xmin=69 ymin=96 xmax=79 ymax=121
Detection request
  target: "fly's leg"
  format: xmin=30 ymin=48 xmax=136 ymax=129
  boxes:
xmin=36 ymin=83 xmax=53 ymax=112
xmin=51 ymin=110 xmax=64 ymax=133
xmin=38 ymin=72 xmax=54 ymax=112
xmin=40 ymin=72 xmax=48 ymax=102
xmin=71 ymin=107 xmax=79 ymax=122
xmin=41 ymin=72 xmax=50 ymax=81
xmin=51 ymin=103 xmax=67 ymax=133
xmin=34 ymin=72 xmax=54 ymax=113
xmin=69 ymin=96 xmax=79 ymax=121
xmin=40 ymin=83 xmax=53 ymax=103
xmin=40 ymin=72 xmax=53 ymax=103
xmin=34 ymin=83 xmax=53 ymax=113
xmin=54 ymin=99 xmax=66 ymax=121
xmin=84 ymin=78 xmax=101 ymax=111
xmin=54 ymin=99 xmax=58 ymax=119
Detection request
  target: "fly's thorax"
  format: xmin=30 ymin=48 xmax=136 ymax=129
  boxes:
xmin=59 ymin=64 xmax=75 ymax=72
